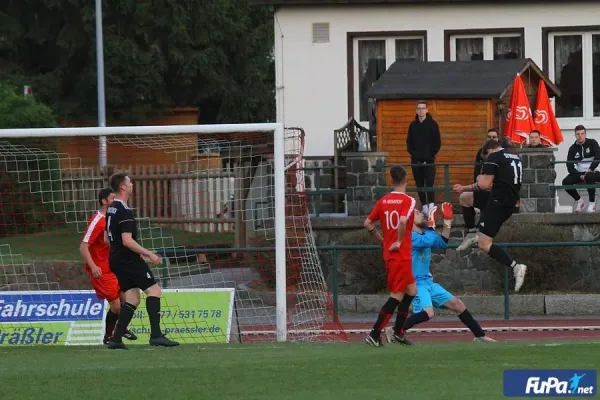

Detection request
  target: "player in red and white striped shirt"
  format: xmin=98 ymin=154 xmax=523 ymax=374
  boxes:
xmin=80 ymin=188 xmax=137 ymax=344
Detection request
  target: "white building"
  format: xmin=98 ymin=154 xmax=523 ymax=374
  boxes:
xmin=254 ymin=0 xmax=600 ymax=206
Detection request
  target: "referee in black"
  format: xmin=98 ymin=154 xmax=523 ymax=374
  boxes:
xmin=105 ymin=172 xmax=179 ymax=349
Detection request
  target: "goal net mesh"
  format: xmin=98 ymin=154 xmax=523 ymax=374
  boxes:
xmin=0 ymin=127 xmax=347 ymax=345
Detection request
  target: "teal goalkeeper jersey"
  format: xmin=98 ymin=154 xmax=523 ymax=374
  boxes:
xmin=411 ymin=229 xmax=449 ymax=281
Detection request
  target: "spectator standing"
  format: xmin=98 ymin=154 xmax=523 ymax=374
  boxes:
xmin=562 ymin=125 xmax=600 ymax=213
xmin=407 ymin=100 xmax=441 ymax=214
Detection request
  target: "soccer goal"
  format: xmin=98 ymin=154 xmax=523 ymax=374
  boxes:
xmin=0 ymin=123 xmax=347 ymax=345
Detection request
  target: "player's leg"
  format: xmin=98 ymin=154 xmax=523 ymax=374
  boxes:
xmin=386 ymin=268 xmax=417 ymax=345
xmin=432 ymin=284 xmax=496 ymax=342
xmin=457 ymin=192 xmax=477 ymax=251
xmin=477 ymin=206 xmax=527 ymax=292
xmin=104 ymin=299 xmax=121 ymax=344
xmin=117 ymin=290 xmax=138 ymax=341
xmin=401 ymin=282 xmax=434 ymax=333
xmin=366 ymin=260 xmax=402 ymax=347
xmin=562 ymin=174 xmax=584 ymax=212
xmin=108 ymin=280 xmax=141 ymax=349
xmin=136 ymin=265 xmax=179 ymax=347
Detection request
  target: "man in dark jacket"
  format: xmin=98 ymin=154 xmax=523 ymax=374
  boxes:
xmin=562 ymin=125 xmax=600 ymax=213
xmin=406 ymin=100 xmax=441 ymax=214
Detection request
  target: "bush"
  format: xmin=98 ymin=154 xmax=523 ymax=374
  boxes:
xmin=495 ymin=222 xmax=576 ymax=293
xmin=337 ymin=230 xmax=385 ymax=294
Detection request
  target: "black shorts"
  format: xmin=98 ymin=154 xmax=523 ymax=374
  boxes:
xmin=109 ymin=255 xmax=157 ymax=292
xmin=473 ymin=191 xmax=490 ymax=211
xmin=478 ymin=200 xmax=515 ymax=238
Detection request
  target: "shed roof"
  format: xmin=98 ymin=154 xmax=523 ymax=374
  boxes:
xmin=366 ymin=58 xmax=560 ymax=100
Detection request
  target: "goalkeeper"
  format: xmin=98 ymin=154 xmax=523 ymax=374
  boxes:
xmin=394 ymin=202 xmax=496 ymax=343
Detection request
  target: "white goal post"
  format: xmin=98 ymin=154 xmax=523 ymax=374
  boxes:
xmin=0 ymin=123 xmax=349 ymax=344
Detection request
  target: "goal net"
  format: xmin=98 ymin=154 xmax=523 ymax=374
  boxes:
xmin=0 ymin=124 xmax=347 ymax=345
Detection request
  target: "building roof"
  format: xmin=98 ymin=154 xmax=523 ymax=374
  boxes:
xmin=366 ymin=58 xmax=561 ymax=100
xmin=251 ymin=0 xmax=575 ymax=5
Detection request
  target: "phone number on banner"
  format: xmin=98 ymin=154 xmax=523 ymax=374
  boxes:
xmin=134 ymin=309 xmax=223 ymax=319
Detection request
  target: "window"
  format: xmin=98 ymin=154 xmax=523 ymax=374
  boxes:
xmin=354 ymin=36 xmax=425 ymax=124
xmin=548 ymin=31 xmax=600 ymax=119
xmin=449 ymin=33 xmax=523 ymax=61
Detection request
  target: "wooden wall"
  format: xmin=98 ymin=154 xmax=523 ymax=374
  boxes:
xmin=376 ymin=99 xmax=495 ymax=205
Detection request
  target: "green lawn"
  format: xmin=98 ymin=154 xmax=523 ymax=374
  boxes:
xmin=0 ymin=341 xmax=598 ymax=400
xmin=0 ymin=224 xmax=233 ymax=263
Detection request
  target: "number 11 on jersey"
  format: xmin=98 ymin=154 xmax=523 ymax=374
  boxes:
xmin=511 ymin=160 xmax=523 ymax=185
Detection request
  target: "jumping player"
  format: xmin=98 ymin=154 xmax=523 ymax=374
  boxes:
xmin=396 ymin=203 xmax=496 ymax=343
xmin=453 ymin=139 xmax=528 ymax=292
xmin=364 ymin=165 xmax=417 ymax=347
xmin=80 ymin=188 xmax=137 ymax=344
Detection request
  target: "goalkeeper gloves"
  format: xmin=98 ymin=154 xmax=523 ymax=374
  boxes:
xmin=427 ymin=205 xmax=438 ymax=229
xmin=441 ymin=202 xmax=453 ymax=228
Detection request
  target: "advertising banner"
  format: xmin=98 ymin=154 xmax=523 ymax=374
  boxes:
xmin=0 ymin=288 xmax=235 ymax=346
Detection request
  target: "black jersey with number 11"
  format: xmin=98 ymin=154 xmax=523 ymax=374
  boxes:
xmin=105 ymin=198 xmax=139 ymax=264
xmin=482 ymin=149 xmax=522 ymax=207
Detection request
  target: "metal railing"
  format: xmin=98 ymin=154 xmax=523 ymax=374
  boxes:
xmin=303 ymin=160 xmax=600 ymax=214
xmin=156 ymin=240 xmax=600 ymax=321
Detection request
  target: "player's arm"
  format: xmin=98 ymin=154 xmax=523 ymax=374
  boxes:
xmin=364 ymin=202 xmax=383 ymax=244
xmin=389 ymin=198 xmax=414 ymax=251
xmin=80 ymin=220 xmax=104 ymax=278
xmin=119 ymin=211 xmax=161 ymax=264
xmin=104 ymin=231 xmax=109 ymax=244
xmin=454 ymin=162 xmax=496 ymax=193
xmin=79 ymin=242 xmax=102 ymax=278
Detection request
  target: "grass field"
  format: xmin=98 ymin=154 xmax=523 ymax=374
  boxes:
xmin=1 ymin=341 xmax=599 ymax=400
xmin=1 ymin=224 xmax=233 ymax=263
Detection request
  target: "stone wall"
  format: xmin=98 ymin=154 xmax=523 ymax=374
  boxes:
xmin=518 ymin=147 xmax=557 ymax=213
xmin=303 ymin=156 xmax=344 ymax=215
xmin=311 ymin=213 xmax=600 ymax=294
xmin=342 ymin=148 xmax=557 ymax=215
xmin=343 ymin=152 xmax=387 ymax=216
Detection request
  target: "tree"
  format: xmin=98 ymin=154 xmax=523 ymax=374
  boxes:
xmin=0 ymin=0 xmax=275 ymax=124
xmin=0 ymin=83 xmax=57 ymax=128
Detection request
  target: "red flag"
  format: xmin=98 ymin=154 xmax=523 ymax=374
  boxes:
xmin=504 ymin=73 xmax=535 ymax=145
xmin=534 ymin=79 xmax=563 ymax=146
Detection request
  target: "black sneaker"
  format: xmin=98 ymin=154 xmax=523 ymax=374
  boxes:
xmin=103 ymin=335 xmax=112 ymax=345
xmin=107 ymin=339 xmax=128 ymax=350
xmin=365 ymin=334 xmax=384 ymax=347
xmin=124 ymin=329 xmax=138 ymax=341
xmin=149 ymin=336 xmax=179 ymax=347
xmin=384 ymin=327 xmax=414 ymax=345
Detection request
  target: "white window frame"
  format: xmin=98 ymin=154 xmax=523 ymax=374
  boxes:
xmin=548 ymin=30 xmax=600 ymax=125
xmin=353 ymin=36 xmax=425 ymax=128
xmin=449 ymin=32 xmax=522 ymax=61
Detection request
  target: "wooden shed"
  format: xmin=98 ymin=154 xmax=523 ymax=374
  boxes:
xmin=366 ymin=58 xmax=560 ymax=204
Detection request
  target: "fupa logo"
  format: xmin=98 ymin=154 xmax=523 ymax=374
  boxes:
xmin=504 ymin=369 xmax=597 ymax=397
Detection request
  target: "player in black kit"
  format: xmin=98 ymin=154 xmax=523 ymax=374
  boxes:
xmin=105 ymin=172 xmax=179 ymax=349
xmin=453 ymin=139 xmax=528 ymax=292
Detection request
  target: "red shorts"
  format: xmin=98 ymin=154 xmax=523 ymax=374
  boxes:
xmin=87 ymin=269 xmax=121 ymax=302
xmin=385 ymin=258 xmax=415 ymax=293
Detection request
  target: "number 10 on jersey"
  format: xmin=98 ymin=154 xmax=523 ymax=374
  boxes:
xmin=384 ymin=210 xmax=400 ymax=230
